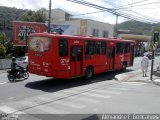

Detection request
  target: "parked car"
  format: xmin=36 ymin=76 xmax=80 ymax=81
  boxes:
xmin=16 ymin=56 xmax=28 ymax=70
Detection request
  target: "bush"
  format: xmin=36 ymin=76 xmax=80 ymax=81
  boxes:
xmin=0 ymin=44 xmax=6 ymax=58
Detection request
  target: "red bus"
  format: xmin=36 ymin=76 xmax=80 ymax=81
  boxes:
xmin=28 ymin=33 xmax=135 ymax=79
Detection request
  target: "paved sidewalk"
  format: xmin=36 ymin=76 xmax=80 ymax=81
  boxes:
xmin=0 ymin=69 xmax=8 ymax=74
xmin=115 ymin=66 xmax=160 ymax=86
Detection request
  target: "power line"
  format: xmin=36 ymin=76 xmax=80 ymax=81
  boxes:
xmin=115 ymin=0 xmax=150 ymax=9
xmin=66 ymin=0 xmax=159 ymax=23
xmin=71 ymin=9 xmax=159 ymax=23
xmin=118 ymin=0 xmax=160 ymax=10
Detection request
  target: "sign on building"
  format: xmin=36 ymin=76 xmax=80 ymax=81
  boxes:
xmin=12 ymin=21 xmax=78 ymax=46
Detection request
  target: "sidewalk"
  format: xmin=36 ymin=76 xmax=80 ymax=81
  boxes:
xmin=115 ymin=66 xmax=160 ymax=86
xmin=0 ymin=69 xmax=8 ymax=74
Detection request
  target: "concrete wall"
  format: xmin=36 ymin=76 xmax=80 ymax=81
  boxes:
xmin=55 ymin=19 xmax=114 ymax=37
xmin=44 ymin=9 xmax=67 ymax=22
xmin=54 ymin=20 xmax=81 ymax=35
xmin=0 ymin=59 xmax=11 ymax=70
xmin=87 ymin=19 xmax=114 ymax=37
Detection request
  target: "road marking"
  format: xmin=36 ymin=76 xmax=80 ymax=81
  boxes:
xmin=55 ymin=101 xmax=86 ymax=109
xmin=8 ymin=97 xmax=15 ymax=100
xmin=0 ymin=106 xmax=24 ymax=114
xmin=91 ymin=89 xmax=121 ymax=95
xmin=0 ymin=82 xmax=7 ymax=85
xmin=82 ymin=92 xmax=111 ymax=99
xmin=20 ymin=100 xmax=38 ymax=107
xmin=30 ymin=105 xmax=70 ymax=114
xmin=0 ymin=106 xmax=42 ymax=120
xmin=108 ymin=87 xmax=128 ymax=91
xmin=37 ymin=96 xmax=53 ymax=102
xmin=69 ymin=96 xmax=100 ymax=103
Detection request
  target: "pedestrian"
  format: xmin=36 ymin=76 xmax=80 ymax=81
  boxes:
xmin=141 ymin=53 xmax=149 ymax=77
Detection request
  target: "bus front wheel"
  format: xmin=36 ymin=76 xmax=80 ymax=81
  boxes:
xmin=85 ymin=67 xmax=94 ymax=79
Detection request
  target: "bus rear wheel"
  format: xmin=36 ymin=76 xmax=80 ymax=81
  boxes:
xmin=85 ymin=67 xmax=94 ymax=79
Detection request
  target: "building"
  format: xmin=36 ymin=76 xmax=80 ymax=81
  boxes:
xmin=44 ymin=8 xmax=114 ymax=38
xmin=53 ymin=19 xmax=114 ymax=38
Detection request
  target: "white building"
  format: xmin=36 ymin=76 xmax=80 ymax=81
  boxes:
xmin=44 ymin=8 xmax=114 ymax=37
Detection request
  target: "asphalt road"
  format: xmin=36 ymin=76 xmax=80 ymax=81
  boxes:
xmin=0 ymin=56 xmax=160 ymax=120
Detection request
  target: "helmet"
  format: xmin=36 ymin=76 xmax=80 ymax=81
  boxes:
xmin=12 ymin=57 xmax=16 ymax=61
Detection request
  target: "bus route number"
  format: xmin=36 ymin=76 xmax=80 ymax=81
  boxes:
xmin=61 ymin=59 xmax=69 ymax=65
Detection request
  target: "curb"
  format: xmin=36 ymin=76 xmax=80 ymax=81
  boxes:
xmin=115 ymin=69 xmax=160 ymax=86
xmin=153 ymin=79 xmax=160 ymax=86
xmin=115 ymin=73 xmax=160 ymax=86
xmin=115 ymin=70 xmax=142 ymax=82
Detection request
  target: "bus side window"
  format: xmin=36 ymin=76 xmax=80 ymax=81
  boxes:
xmin=101 ymin=42 xmax=106 ymax=54
xmin=59 ymin=39 xmax=68 ymax=57
xmin=85 ymin=41 xmax=96 ymax=55
xmin=96 ymin=41 xmax=106 ymax=55
xmin=116 ymin=42 xmax=124 ymax=54
xmin=124 ymin=43 xmax=130 ymax=53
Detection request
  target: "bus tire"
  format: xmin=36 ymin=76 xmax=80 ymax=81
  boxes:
xmin=85 ymin=67 xmax=94 ymax=79
xmin=121 ymin=62 xmax=127 ymax=72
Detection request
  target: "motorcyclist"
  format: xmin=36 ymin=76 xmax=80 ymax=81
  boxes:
xmin=11 ymin=57 xmax=20 ymax=76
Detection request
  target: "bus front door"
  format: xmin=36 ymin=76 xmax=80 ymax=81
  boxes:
xmin=70 ymin=46 xmax=83 ymax=78
xmin=108 ymin=46 xmax=115 ymax=70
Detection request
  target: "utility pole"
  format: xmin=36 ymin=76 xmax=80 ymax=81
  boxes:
xmin=25 ymin=27 xmax=28 ymax=54
xmin=150 ymin=32 xmax=159 ymax=80
xmin=48 ymin=0 xmax=51 ymax=33
xmin=114 ymin=14 xmax=118 ymax=37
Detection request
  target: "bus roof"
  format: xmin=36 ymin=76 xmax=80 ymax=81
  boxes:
xmin=29 ymin=33 xmax=135 ymax=43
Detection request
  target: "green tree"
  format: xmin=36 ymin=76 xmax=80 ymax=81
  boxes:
xmin=19 ymin=10 xmax=34 ymax=22
xmin=33 ymin=10 xmax=46 ymax=22
xmin=0 ymin=44 xmax=6 ymax=58
xmin=0 ymin=32 xmax=13 ymax=58
xmin=19 ymin=10 xmax=46 ymax=22
xmin=0 ymin=32 xmax=7 ymax=45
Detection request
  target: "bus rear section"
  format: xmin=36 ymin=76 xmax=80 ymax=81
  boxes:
xmin=115 ymin=41 xmax=135 ymax=71
xmin=28 ymin=34 xmax=55 ymax=77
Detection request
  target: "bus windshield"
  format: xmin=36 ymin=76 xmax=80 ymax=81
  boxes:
xmin=29 ymin=37 xmax=51 ymax=52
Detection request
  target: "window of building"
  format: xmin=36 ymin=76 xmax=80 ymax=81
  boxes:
xmin=103 ymin=30 xmax=109 ymax=38
xmin=65 ymin=13 xmax=70 ymax=21
xmin=92 ymin=29 xmax=99 ymax=37
xmin=59 ymin=39 xmax=68 ymax=56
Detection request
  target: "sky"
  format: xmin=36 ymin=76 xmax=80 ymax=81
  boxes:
xmin=0 ymin=0 xmax=160 ymax=24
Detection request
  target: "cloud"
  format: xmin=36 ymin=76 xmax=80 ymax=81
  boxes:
xmin=0 ymin=0 xmax=159 ymax=24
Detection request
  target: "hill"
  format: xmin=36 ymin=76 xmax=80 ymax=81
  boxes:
xmin=116 ymin=21 xmax=154 ymax=35
xmin=0 ymin=6 xmax=28 ymax=30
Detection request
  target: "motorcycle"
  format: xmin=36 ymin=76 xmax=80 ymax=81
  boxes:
xmin=7 ymin=66 xmax=29 ymax=82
